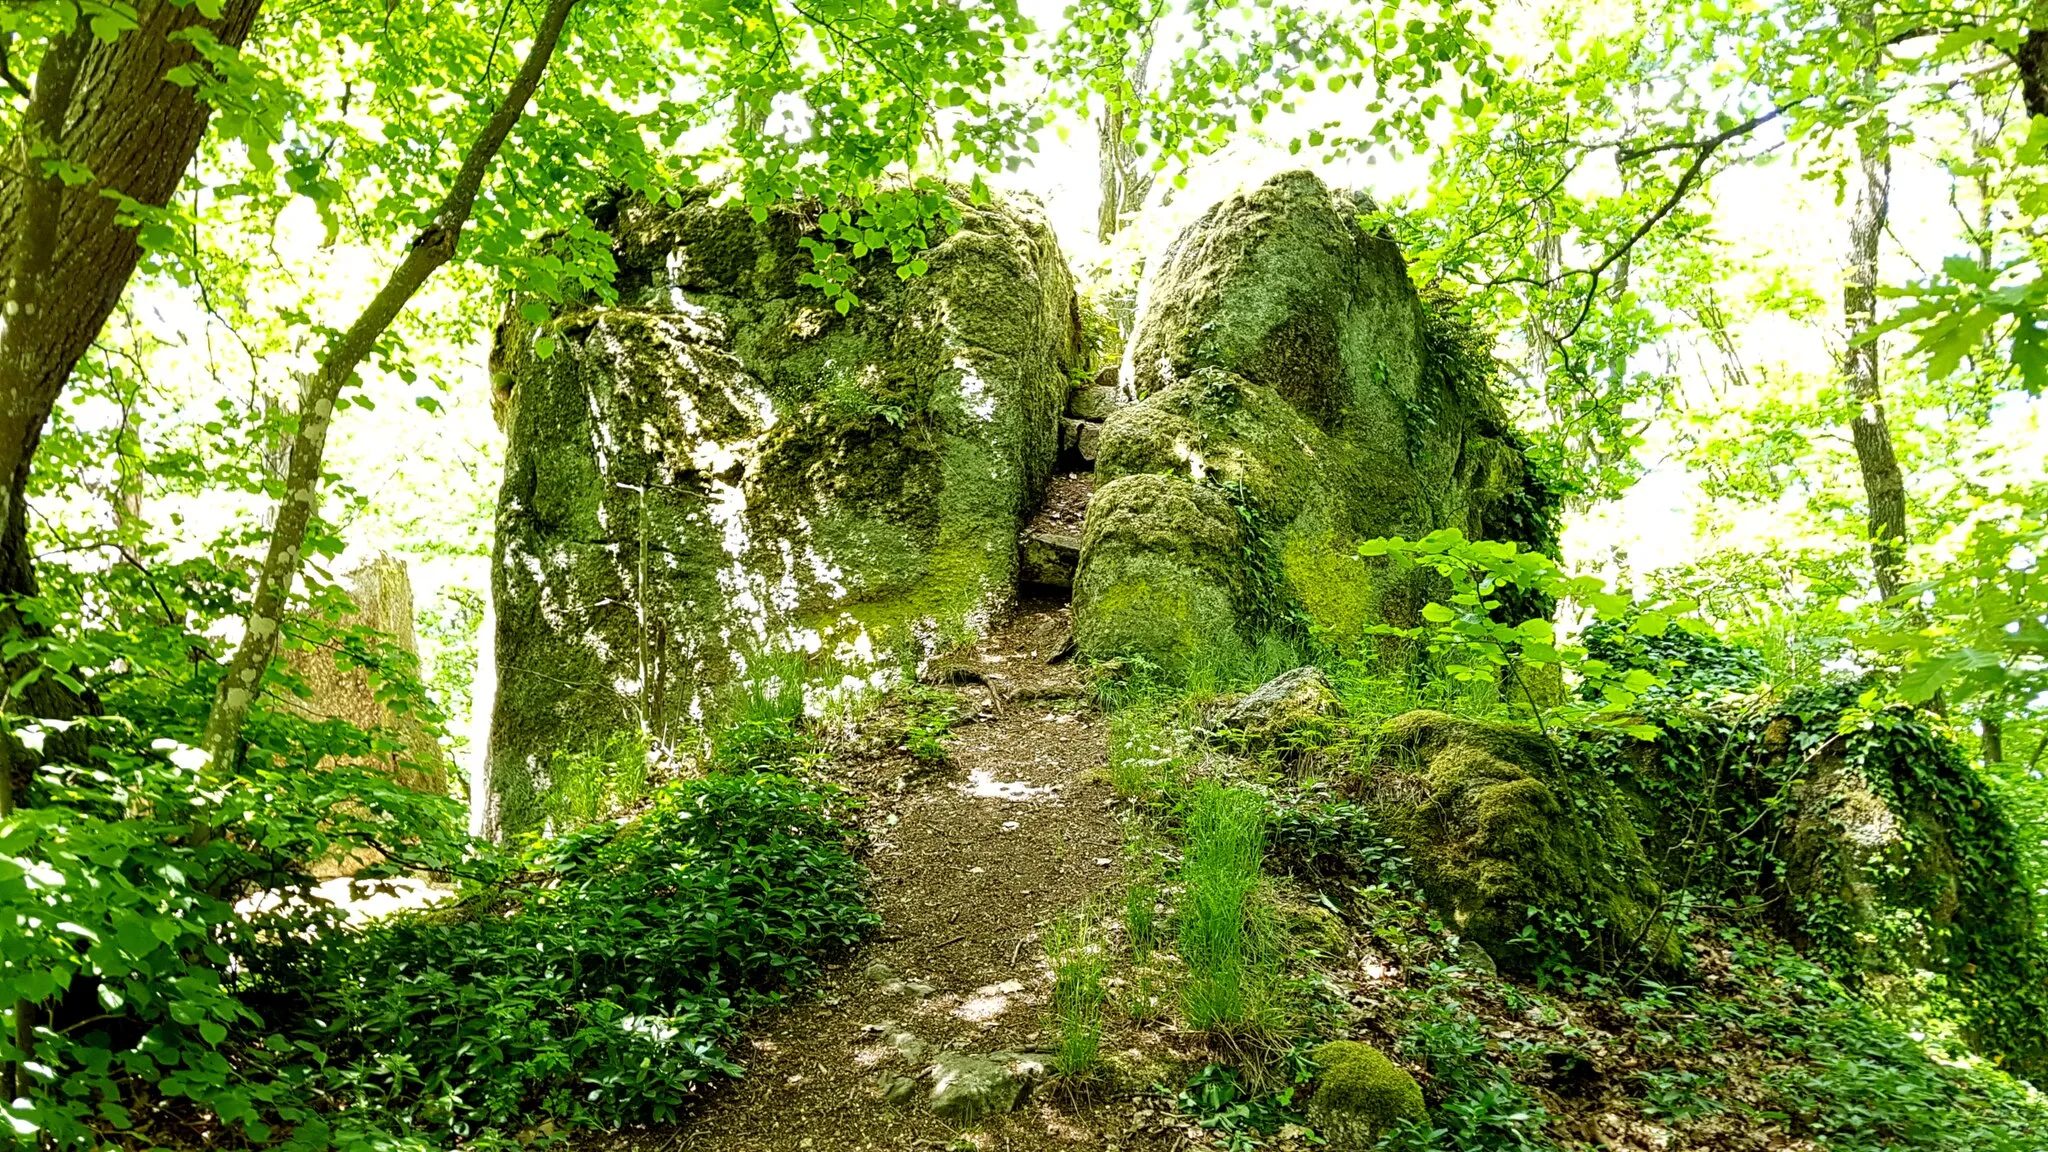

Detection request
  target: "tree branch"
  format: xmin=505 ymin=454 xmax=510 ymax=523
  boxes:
xmin=199 ymin=0 xmax=581 ymax=775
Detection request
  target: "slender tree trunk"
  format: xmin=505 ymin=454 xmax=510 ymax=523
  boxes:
xmin=200 ymin=0 xmax=581 ymax=771
xmin=1841 ymin=6 xmax=1907 ymax=603
xmin=1983 ymin=715 xmax=2005 ymax=766
xmin=1095 ymin=39 xmax=1153 ymax=240
xmin=0 ymin=0 xmax=265 ymax=779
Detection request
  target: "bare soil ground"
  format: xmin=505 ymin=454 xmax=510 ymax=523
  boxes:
xmin=594 ymin=602 xmax=1184 ymax=1152
xmin=1023 ymin=473 xmax=1093 ymax=540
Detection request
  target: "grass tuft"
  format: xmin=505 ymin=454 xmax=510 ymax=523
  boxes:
xmin=1178 ymin=782 xmax=1279 ymax=1038
xmin=1045 ymin=901 xmax=1112 ymax=1075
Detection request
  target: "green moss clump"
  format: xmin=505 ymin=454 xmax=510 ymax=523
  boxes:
xmin=1361 ymin=711 xmax=1679 ymax=974
xmin=1308 ymin=1040 xmax=1426 ymax=1148
xmin=1072 ymin=473 xmax=1247 ymax=669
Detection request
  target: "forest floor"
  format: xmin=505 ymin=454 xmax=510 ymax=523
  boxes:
xmin=572 ymin=601 xmax=2048 ymax=1152
xmin=602 ymin=601 xmax=1189 ymax=1152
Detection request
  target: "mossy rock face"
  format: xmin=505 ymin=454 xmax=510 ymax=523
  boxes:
xmin=1611 ymin=697 xmax=2048 ymax=1082
xmin=1075 ymin=170 xmax=1554 ymax=667
xmin=1307 ymin=1040 xmax=1425 ymax=1149
xmin=1358 ymin=710 xmax=1679 ymax=974
xmin=1072 ymin=473 xmax=1246 ymax=668
xmin=487 ymin=188 xmax=1081 ymax=836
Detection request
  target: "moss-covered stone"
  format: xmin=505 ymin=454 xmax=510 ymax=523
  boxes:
xmin=1307 ymin=1040 xmax=1425 ymax=1148
xmin=1212 ymin=665 xmax=1341 ymax=752
xmin=1071 ymin=474 xmax=1245 ymax=668
xmin=1357 ymin=711 xmax=1679 ymax=974
xmin=486 ymin=188 xmax=1081 ymax=837
xmin=1074 ymin=170 xmax=1553 ymax=668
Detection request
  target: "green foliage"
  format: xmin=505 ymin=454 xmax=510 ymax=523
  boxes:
xmin=892 ymin=684 xmax=959 ymax=765
xmin=1867 ymin=487 xmax=2046 ymax=717
xmin=1582 ymin=615 xmax=1769 ymax=699
xmin=1108 ymin=700 xmax=1183 ymax=799
xmin=0 ymin=731 xmax=466 ymax=1147
xmin=292 ymin=772 xmax=874 ymax=1139
xmin=1571 ymin=681 xmax=2048 ymax=1082
xmin=1264 ymin=797 xmax=1412 ymax=889
xmin=1174 ymin=1058 xmax=1316 ymax=1152
xmin=1176 ymin=783 xmax=1277 ymax=1038
xmin=1359 ymin=529 xmax=1689 ymax=736
xmin=542 ymin=729 xmax=651 ymax=828
xmin=1383 ymin=999 xmax=1555 ymax=1151
xmin=709 ymin=652 xmax=814 ymax=772
xmin=1044 ymin=901 xmax=1112 ymax=1075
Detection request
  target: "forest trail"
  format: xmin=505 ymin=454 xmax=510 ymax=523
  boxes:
xmin=643 ymin=600 xmax=1178 ymax=1152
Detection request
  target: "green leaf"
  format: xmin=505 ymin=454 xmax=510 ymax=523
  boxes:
xmin=1420 ymin=603 xmax=1456 ymax=623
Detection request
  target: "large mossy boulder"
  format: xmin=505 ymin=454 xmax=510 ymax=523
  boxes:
xmin=1073 ymin=170 xmax=1556 ymax=669
xmin=1607 ymin=689 xmax=2048 ymax=1083
xmin=1355 ymin=710 xmax=1678 ymax=973
xmin=485 ymin=188 xmax=1082 ymax=836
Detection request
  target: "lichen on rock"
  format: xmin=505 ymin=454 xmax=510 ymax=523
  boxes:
xmin=1210 ymin=665 xmax=1341 ymax=752
xmin=1073 ymin=169 xmax=1556 ymax=670
xmin=1307 ymin=1040 xmax=1426 ymax=1148
xmin=486 ymin=187 xmax=1081 ymax=836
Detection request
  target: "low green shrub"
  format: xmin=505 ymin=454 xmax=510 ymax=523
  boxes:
xmin=285 ymin=771 xmax=876 ymax=1139
xmin=894 ymin=684 xmax=959 ymax=764
xmin=1108 ymin=701 xmax=1182 ymax=799
xmin=542 ymin=728 xmax=651 ymax=828
xmin=1176 ymin=1059 xmax=1316 ymax=1152
xmin=3 ymin=759 xmax=872 ymax=1148
xmin=709 ymin=652 xmax=814 ymax=771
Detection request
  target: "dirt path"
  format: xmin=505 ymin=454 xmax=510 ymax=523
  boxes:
xmin=634 ymin=602 xmax=1179 ymax=1152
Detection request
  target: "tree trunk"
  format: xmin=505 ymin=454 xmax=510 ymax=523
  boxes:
xmin=1841 ymin=6 xmax=1907 ymax=603
xmin=0 ymin=0 xmax=265 ymax=756
xmin=200 ymin=0 xmax=582 ymax=772
xmin=1095 ymin=39 xmax=1153 ymax=240
xmin=2019 ymin=26 xmax=2047 ymax=120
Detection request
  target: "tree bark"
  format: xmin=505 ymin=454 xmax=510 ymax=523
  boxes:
xmin=1842 ymin=4 xmax=1907 ymax=603
xmin=0 ymin=0 xmax=265 ymax=816
xmin=1095 ymin=38 xmax=1153 ymax=241
xmin=200 ymin=0 xmax=581 ymax=771
xmin=2018 ymin=26 xmax=2047 ymax=120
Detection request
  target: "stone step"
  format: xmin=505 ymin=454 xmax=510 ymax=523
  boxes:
xmin=1019 ymin=531 xmax=1080 ymax=588
xmin=1059 ymin=417 xmax=1102 ymax=466
xmin=1017 ymin=472 xmax=1093 ymax=590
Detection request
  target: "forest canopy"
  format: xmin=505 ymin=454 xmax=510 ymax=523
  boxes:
xmin=2 ymin=0 xmax=2046 ymax=1148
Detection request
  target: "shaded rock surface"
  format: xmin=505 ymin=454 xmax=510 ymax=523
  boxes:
xmin=283 ymin=553 xmax=450 ymax=798
xmin=486 ymin=188 xmax=1082 ymax=835
xmin=1074 ymin=169 xmax=1556 ymax=668
xmin=1211 ymin=664 xmax=1339 ymax=750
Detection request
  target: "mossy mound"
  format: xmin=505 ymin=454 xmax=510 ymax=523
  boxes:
xmin=486 ymin=187 xmax=1082 ymax=836
xmin=1357 ymin=710 xmax=1679 ymax=974
xmin=1074 ymin=170 xmax=1556 ymax=669
xmin=1307 ymin=1040 xmax=1425 ymax=1148
xmin=1594 ymin=686 xmax=2048 ymax=1084
xmin=1071 ymin=473 xmax=1245 ymax=667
